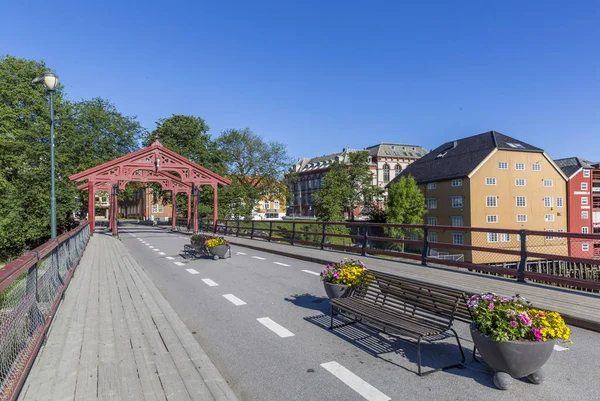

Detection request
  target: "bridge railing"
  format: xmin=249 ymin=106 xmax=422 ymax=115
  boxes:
xmin=0 ymin=223 xmax=91 ymax=401
xmin=215 ymin=219 xmax=600 ymax=293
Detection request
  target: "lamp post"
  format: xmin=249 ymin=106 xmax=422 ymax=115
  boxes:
xmin=32 ymin=73 xmax=59 ymax=238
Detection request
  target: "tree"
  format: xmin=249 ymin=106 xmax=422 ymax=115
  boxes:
xmin=384 ymin=175 xmax=427 ymax=251
xmin=216 ymin=128 xmax=292 ymax=219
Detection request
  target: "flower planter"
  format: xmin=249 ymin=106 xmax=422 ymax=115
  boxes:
xmin=323 ymin=282 xmax=351 ymax=299
xmin=208 ymin=244 xmax=229 ymax=260
xmin=470 ymin=325 xmax=554 ymax=390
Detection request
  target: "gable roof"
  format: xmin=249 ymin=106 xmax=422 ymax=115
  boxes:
xmin=395 ymin=131 xmax=544 ymax=185
xmin=365 ymin=143 xmax=427 ymax=158
xmin=554 ymin=157 xmax=595 ymax=178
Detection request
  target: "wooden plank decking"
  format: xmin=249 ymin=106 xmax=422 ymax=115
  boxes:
xmin=18 ymin=233 xmax=238 ymax=401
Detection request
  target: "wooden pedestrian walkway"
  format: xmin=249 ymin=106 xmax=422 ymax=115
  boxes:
xmin=18 ymin=233 xmax=238 ymax=401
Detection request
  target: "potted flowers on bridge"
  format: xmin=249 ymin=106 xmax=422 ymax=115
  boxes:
xmin=467 ymin=292 xmax=571 ymax=390
xmin=320 ymin=259 xmax=368 ymax=299
xmin=205 ymin=236 xmax=230 ymax=260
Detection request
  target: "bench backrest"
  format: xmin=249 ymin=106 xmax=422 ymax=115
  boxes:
xmin=353 ymin=270 xmax=464 ymax=329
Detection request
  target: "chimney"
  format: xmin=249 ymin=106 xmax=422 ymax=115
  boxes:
xmin=453 ymin=140 xmax=458 ymax=148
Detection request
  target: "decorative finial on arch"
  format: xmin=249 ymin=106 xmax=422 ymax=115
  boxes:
xmin=152 ymin=131 xmax=162 ymax=146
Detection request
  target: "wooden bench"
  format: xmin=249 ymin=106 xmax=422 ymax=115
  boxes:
xmin=329 ymin=270 xmax=467 ymax=376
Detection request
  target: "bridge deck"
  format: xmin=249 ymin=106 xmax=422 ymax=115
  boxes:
xmin=18 ymin=232 xmax=238 ymax=401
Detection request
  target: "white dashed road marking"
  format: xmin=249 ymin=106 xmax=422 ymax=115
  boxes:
xmin=554 ymin=344 xmax=569 ymax=351
xmin=273 ymin=262 xmax=291 ymax=267
xmin=256 ymin=317 xmax=294 ymax=338
xmin=236 ymin=252 xmax=247 ymax=255
xmin=148 ymin=245 xmax=154 ymax=248
xmin=159 ymin=252 xmax=166 ymax=256
xmin=201 ymin=279 xmax=219 ymax=287
xmin=321 ymin=361 xmax=391 ymax=401
xmin=174 ymin=262 xmax=185 ymax=266
xmin=153 ymin=249 xmax=160 ymax=252
xmin=302 ymin=270 xmax=320 ymax=276
xmin=252 ymin=256 xmax=266 ymax=260
xmin=223 ymin=294 xmax=246 ymax=306
xmin=166 ymin=256 xmax=175 ymax=260
xmin=186 ymin=268 xmax=199 ymax=275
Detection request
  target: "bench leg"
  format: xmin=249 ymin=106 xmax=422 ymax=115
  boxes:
xmin=417 ymin=329 xmax=466 ymax=377
xmin=328 ymin=306 xmax=357 ymax=330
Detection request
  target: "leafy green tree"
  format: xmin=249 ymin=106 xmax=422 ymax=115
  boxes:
xmin=216 ymin=128 xmax=292 ymax=219
xmin=384 ymin=175 xmax=427 ymax=251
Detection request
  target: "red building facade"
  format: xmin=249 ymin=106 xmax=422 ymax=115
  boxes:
xmin=555 ymin=157 xmax=600 ymax=258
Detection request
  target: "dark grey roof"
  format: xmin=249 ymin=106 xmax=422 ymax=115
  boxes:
xmin=394 ymin=131 xmax=544 ymax=185
xmin=554 ymin=157 xmax=594 ymax=178
xmin=364 ymin=143 xmax=428 ymax=158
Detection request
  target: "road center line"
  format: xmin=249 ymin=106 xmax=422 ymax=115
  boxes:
xmin=201 ymin=279 xmax=219 ymax=287
xmin=148 ymin=245 xmax=154 ymax=248
xmin=158 ymin=252 xmax=166 ymax=256
xmin=186 ymin=268 xmax=199 ymax=275
xmin=174 ymin=262 xmax=185 ymax=266
xmin=153 ymin=249 xmax=160 ymax=252
xmin=554 ymin=344 xmax=569 ymax=351
xmin=273 ymin=262 xmax=291 ymax=267
xmin=320 ymin=361 xmax=390 ymax=401
xmin=251 ymin=256 xmax=266 ymax=260
xmin=236 ymin=252 xmax=247 ymax=255
xmin=302 ymin=270 xmax=320 ymax=276
xmin=222 ymin=294 xmax=246 ymax=306
xmin=256 ymin=317 xmax=294 ymax=338
xmin=166 ymin=256 xmax=175 ymax=260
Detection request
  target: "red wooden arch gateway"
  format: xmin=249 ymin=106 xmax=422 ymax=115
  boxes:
xmin=69 ymin=138 xmax=231 ymax=234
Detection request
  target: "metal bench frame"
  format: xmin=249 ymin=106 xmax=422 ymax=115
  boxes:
xmin=329 ymin=270 xmax=466 ymax=376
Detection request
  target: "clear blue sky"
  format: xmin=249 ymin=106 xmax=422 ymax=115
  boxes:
xmin=2 ymin=1 xmax=599 ymax=162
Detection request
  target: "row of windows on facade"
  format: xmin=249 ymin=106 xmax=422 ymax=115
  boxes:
xmin=427 ymin=177 xmax=565 ymax=189
xmin=258 ymin=200 xmax=281 ymax=210
xmin=426 ymin=231 xmax=590 ymax=249
xmin=497 ymin=162 xmax=542 ymax=171
xmin=425 ymin=195 xmax=565 ymax=209
xmin=424 ymin=211 xmax=599 ymax=226
xmin=382 ymin=164 xmax=403 ymax=182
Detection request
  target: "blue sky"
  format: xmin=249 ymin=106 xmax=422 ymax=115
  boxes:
xmin=2 ymin=1 xmax=599 ymax=162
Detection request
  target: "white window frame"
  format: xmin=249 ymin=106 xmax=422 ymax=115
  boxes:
xmin=557 ymin=197 xmax=563 ymax=207
xmin=515 ymin=163 xmax=525 ymax=171
xmin=516 ymin=196 xmax=527 ymax=207
xmin=544 ymin=197 xmax=554 ymax=207
xmin=582 ymin=197 xmax=588 ymax=205
xmin=152 ymin=204 xmax=164 ymax=213
xmin=451 ymin=196 xmax=463 ymax=208
xmin=264 ymin=201 xmax=270 ymax=210
xmin=273 ymin=200 xmax=280 ymax=209
xmin=498 ymin=162 xmax=508 ymax=170
xmin=545 ymin=229 xmax=555 ymax=240
xmin=543 ymin=179 xmax=553 ymax=187
xmin=427 ymin=198 xmax=437 ymax=209
xmin=517 ymin=214 xmax=527 ymax=222
xmin=427 ymin=216 xmax=438 ymax=225
xmin=582 ymin=243 xmax=590 ymax=252
xmin=515 ymin=178 xmax=526 ymax=186
xmin=532 ymin=163 xmax=541 ymax=171
xmin=544 ymin=214 xmax=555 ymax=222
xmin=487 ymin=215 xmax=498 ymax=223
xmin=500 ymin=233 xmax=511 ymax=243
xmin=583 ymin=169 xmax=590 ymax=178
xmin=428 ymin=231 xmax=438 ymax=243
xmin=451 ymin=179 xmax=463 ymax=187
xmin=427 ymin=183 xmax=437 ymax=189
xmin=487 ymin=232 xmax=499 ymax=243
xmin=582 ymin=227 xmax=589 ymax=234
xmin=485 ymin=177 xmax=497 ymax=186
xmin=452 ymin=232 xmax=464 ymax=245
xmin=581 ymin=182 xmax=588 ymax=190
xmin=486 ymin=196 xmax=498 ymax=208
xmin=451 ymin=216 xmax=463 ymax=227
xmin=582 ymin=211 xmax=589 ymax=219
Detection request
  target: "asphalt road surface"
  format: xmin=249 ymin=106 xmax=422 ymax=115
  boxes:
xmin=118 ymin=225 xmax=599 ymax=401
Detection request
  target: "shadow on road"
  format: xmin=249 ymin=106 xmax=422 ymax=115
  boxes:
xmin=284 ymin=293 xmax=330 ymax=315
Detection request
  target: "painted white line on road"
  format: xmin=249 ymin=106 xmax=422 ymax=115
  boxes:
xmin=201 ymin=279 xmax=219 ymax=287
xmin=222 ymin=294 xmax=246 ymax=306
xmin=554 ymin=344 xmax=569 ymax=351
xmin=186 ymin=268 xmax=199 ymax=275
xmin=256 ymin=317 xmax=294 ymax=338
xmin=158 ymin=252 xmax=166 ymax=256
xmin=251 ymin=256 xmax=266 ymax=260
xmin=166 ymin=256 xmax=175 ymax=260
xmin=320 ymin=361 xmax=390 ymax=401
xmin=302 ymin=270 xmax=320 ymax=276
xmin=148 ymin=245 xmax=154 ymax=248
xmin=236 ymin=252 xmax=247 ymax=255
xmin=153 ymin=249 xmax=160 ymax=252
xmin=174 ymin=262 xmax=185 ymax=266
xmin=273 ymin=262 xmax=291 ymax=267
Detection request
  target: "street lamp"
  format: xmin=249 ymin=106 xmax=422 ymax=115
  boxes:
xmin=32 ymin=73 xmax=59 ymax=238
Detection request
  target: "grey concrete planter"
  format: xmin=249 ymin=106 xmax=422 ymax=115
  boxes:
xmin=323 ymin=282 xmax=350 ymax=299
xmin=470 ymin=325 xmax=554 ymax=390
xmin=208 ymin=244 xmax=229 ymax=260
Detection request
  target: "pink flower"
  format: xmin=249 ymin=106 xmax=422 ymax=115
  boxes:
xmin=519 ymin=312 xmax=532 ymax=327
xmin=489 ymin=303 xmax=495 ymax=311
xmin=532 ymin=328 xmax=543 ymax=342
xmin=510 ymin=320 xmax=517 ymax=327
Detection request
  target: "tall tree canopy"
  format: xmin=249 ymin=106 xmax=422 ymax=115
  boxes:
xmin=384 ymin=175 xmax=427 ymax=250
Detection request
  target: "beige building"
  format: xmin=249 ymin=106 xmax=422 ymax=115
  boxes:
xmin=398 ymin=131 xmax=568 ymax=264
